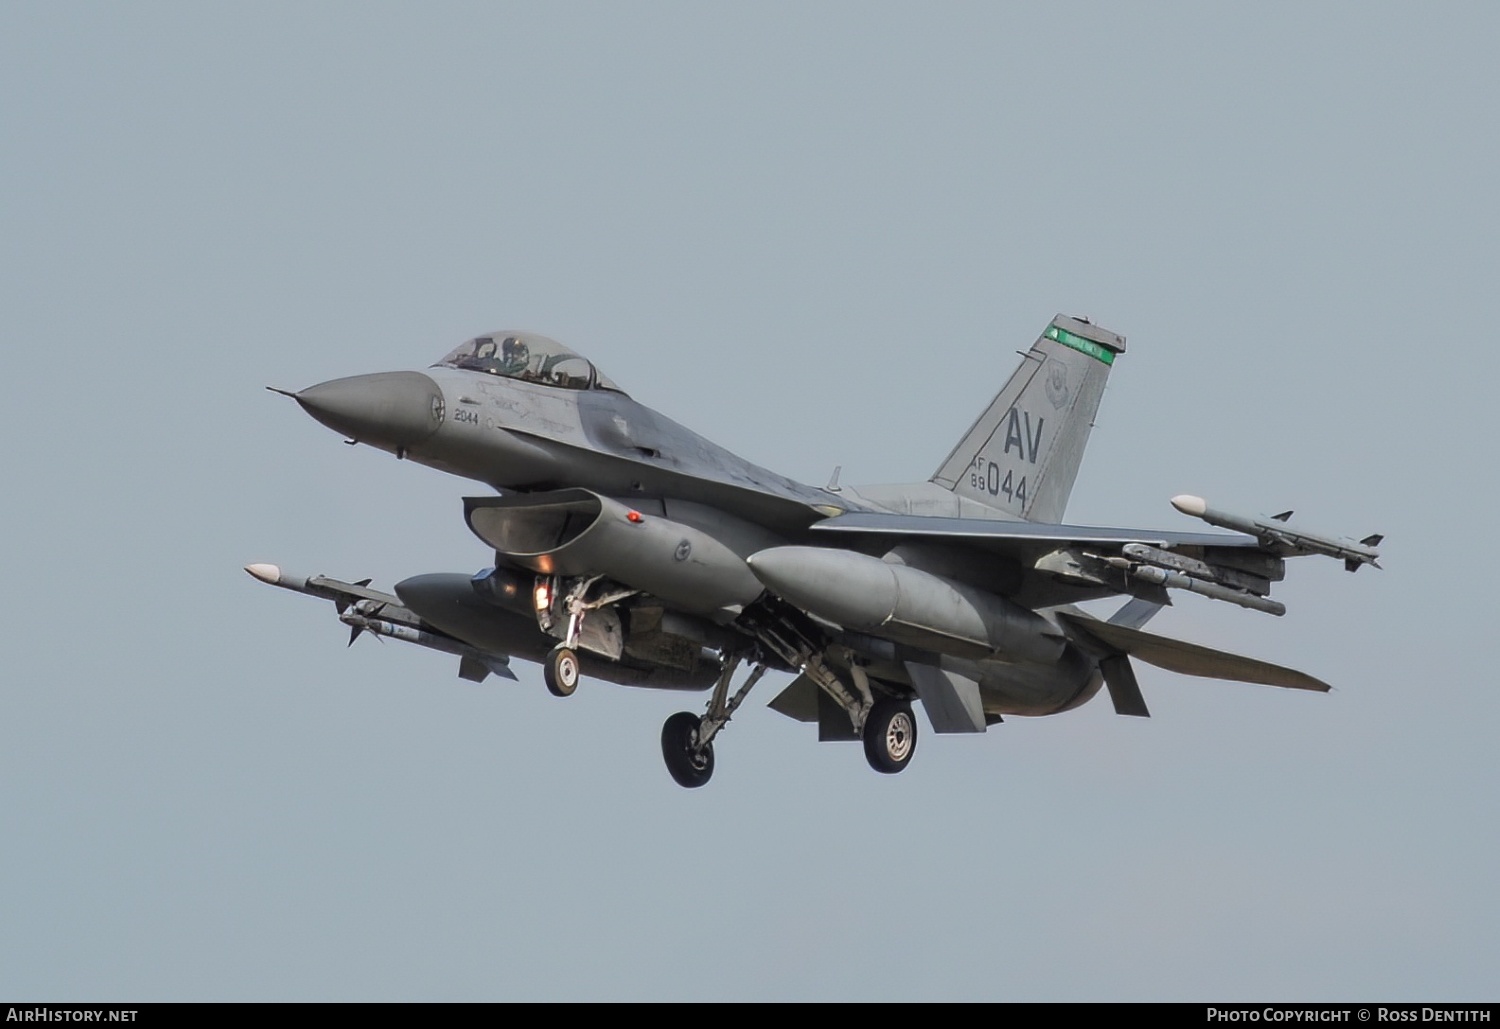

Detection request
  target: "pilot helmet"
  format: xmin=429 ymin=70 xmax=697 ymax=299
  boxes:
xmin=501 ymin=336 xmax=529 ymax=364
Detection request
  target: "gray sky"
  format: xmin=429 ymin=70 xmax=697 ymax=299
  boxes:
xmin=2 ymin=2 xmax=1494 ymax=1001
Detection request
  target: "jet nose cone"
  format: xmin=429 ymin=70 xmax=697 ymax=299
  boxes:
xmin=293 ymin=371 xmax=444 ymax=449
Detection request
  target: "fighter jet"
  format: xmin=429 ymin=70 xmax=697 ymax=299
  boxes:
xmin=249 ymin=317 xmax=1381 ymax=787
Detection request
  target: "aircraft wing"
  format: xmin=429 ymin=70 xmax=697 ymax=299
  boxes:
xmin=810 ymin=511 xmax=1260 ymax=550
xmin=810 ymin=511 xmax=1291 ymax=615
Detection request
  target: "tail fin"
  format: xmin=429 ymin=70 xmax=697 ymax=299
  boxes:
xmin=930 ymin=314 xmax=1124 ymax=523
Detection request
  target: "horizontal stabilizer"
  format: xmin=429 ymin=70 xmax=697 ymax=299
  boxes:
xmin=1058 ymin=612 xmax=1330 ymax=692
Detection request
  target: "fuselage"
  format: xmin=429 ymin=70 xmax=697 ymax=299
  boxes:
xmin=287 ymin=334 xmax=1104 ymax=717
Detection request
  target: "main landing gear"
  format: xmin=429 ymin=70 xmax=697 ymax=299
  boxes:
xmin=748 ymin=616 xmax=922 ymax=780
xmin=660 ymin=654 xmax=768 ymax=789
xmin=862 ymin=697 xmax=917 ymax=774
xmin=656 ymin=641 xmax=923 ymax=786
xmin=661 ymin=711 xmax=714 ymax=788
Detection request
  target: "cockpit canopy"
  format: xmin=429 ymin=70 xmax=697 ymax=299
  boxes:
xmin=434 ymin=332 xmax=624 ymax=393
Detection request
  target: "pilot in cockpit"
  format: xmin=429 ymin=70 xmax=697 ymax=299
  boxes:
xmin=464 ymin=335 xmax=530 ymax=378
xmin=441 ymin=332 xmax=618 ymax=391
xmin=499 ymin=336 xmax=530 ymax=376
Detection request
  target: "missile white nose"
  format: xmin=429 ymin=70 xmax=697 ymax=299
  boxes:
xmin=1171 ymin=494 xmax=1207 ymax=517
xmin=244 ymin=563 xmax=282 ymax=585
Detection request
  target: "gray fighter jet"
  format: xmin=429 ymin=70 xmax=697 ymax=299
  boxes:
xmin=249 ymin=317 xmax=1381 ymax=787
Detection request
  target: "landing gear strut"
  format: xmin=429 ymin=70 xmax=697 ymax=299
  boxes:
xmin=533 ymin=574 xmax=637 ymax=699
xmin=751 ymin=621 xmax=919 ymax=776
xmin=659 ymin=654 xmax=768 ymax=788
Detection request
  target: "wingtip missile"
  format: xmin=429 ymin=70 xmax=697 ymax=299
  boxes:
xmin=1170 ymin=494 xmax=1207 ymax=518
xmin=244 ymin=562 xmax=282 ymax=585
xmin=244 ymin=562 xmax=313 ymax=592
xmin=1170 ymin=495 xmax=1382 ymax=570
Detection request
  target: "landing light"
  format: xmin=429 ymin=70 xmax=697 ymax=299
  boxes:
xmin=534 ymin=582 xmax=551 ymax=611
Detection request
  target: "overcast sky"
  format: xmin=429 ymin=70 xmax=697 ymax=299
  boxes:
xmin=2 ymin=2 xmax=1495 ymax=1001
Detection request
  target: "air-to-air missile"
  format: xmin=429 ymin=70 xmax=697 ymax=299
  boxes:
xmin=1098 ymin=556 xmax=1287 ymax=616
xmin=243 ymin=563 xmax=519 ymax=681
xmin=1170 ymin=495 xmax=1383 ymax=572
xmin=245 ymin=561 xmax=722 ymax=691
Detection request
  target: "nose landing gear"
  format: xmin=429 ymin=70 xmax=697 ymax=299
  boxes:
xmin=532 ymin=574 xmax=637 ymax=699
xmin=543 ymin=645 xmax=580 ymax=697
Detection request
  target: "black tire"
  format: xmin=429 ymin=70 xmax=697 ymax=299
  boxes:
xmin=863 ymin=697 xmax=917 ymax=774
xmin=543 ymin=646 xmax=580 ymax=698
xmin=661 ymin=711 xmax=714 ymax=788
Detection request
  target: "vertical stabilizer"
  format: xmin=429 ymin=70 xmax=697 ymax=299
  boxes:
xmin=930 ymin=315 xmax=1124 ymax=523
